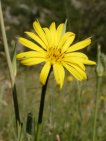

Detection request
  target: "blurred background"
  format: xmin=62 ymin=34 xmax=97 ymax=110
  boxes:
xmin=0 ymin=0 xmax=106 ymax=141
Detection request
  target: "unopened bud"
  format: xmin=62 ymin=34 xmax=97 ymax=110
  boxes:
xmin=96 ymin=44 xmax=104 ymax=77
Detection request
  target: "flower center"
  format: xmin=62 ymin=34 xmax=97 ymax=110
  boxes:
xmin=47 ymin=48 xmax=64 ymax=64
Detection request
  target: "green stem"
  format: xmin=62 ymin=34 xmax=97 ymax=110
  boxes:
xmin=0 ymin=0 xmax=21 ymax=126
xmin=35 ymin=68 xmax=52 ymax=141
xmin=92 ymin=76 xmax=102 ymax=141
xmin=13 ymin=85 xmax=21 ymax=126
xmin=0 ymin=0 xmax=14 ymax=84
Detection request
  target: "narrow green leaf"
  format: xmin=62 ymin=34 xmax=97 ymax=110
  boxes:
xmin=62 ymin=19 xmax=67 ymax=35
xmin=11 ymin=40 xmax=17 ymax=78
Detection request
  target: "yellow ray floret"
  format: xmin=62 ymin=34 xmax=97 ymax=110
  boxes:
xmin=25 ymin=32 xmax=47 ymax=50
xmin=67 ymin=38 xmax=91 ymax=52
xmin=40 ymin=62 xmax=51 ymax=85
xmin=19 ymin=38 xmax=44 ymax=51
xmin=33 ymin=21 xmax=48 ymax=47
xmin=53 ymin=63 xmax=65 ymax=88
xmin=17 ymin=20 xmax=96 ymax=88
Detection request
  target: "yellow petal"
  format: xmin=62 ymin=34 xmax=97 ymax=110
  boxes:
xmin=63 ymin=56 xmax=96 ymax=66
xmin=19 ymin=38 xmax=43 ymax=51
xmin=66 ymin=57 xmax=96 ymax=65
xmin=20 ymin=58 xmax=45 ymax=66
xmin=64 ymin=52 xmax=88 ymax=59
xmin=43 ymin=28 xmax=51 ymax=48
xmin=82 ymin=59 xmax=96 ymax=65
xmin=63 ymin=57 xmax=86 ymax=70
xmin=53 ymin=64 xmax=60 ymax=85
xmin=62 ymin=63 xmax=86 ymax=80
xmin=25 ymin=32 xmax=47 ymax=50
xmin=67 ymin=38 xmax=91 ymax=52
xmin=49 ymin=22 xmax=57 ymax=47
xmin=40 ymin=62 xmax=51 ymax=85
xmin=70 ymin=64 xmax=87 ymax=79
xmin=16 ymin=51 xmax=46 ymax=59
xmin=49 ymin=22 xmax=56 ymax=31
xmin=62 ymin=35 xmax=75 ymax=52
xmin=53 ymin=63 xmax=65 ymax=88
xmin=58 ymin=32 xmax=75 ymax=49
xmin=56 ymin=23 xmax=64 ymax=44
xmin=67 ymin=61 xmax=85 ymax=71
xmin=33 ymin=21 xmax=48 ymax=46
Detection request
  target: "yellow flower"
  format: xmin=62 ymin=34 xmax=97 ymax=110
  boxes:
xmin=66 ymin=76 xmax=74 ymax=82
xmin=16 ymin=21 xmax=96 ymax=88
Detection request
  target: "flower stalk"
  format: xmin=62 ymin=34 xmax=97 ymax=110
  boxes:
xmin=92 ymin=77 xmax=102 ymax=141
xmin=35 ymin=68 xmax=52 ymax=141
xmin=92 ymin=45 xmax=103 ymax=141
xmin=0 ymin=0 xmax=21 ymax=126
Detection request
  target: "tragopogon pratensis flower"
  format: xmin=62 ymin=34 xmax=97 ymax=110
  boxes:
xmin=16 ymin=21 xmax=96 ymax=88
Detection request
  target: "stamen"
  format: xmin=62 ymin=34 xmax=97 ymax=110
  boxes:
xmin=46 ymin=48 xmax=64 ymax=64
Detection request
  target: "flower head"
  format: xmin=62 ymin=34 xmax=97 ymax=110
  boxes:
xmin=16 ymin=21 xmax=96 ymax=88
